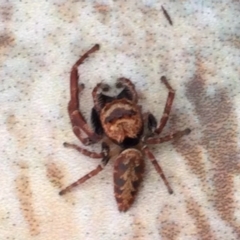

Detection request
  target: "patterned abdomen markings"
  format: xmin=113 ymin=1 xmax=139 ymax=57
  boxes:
xmin=114 ymin=149 xmax=144 ymax=211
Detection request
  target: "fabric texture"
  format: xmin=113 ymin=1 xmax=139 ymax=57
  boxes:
xmin=1 ymin=1 xmax=240 ymax=239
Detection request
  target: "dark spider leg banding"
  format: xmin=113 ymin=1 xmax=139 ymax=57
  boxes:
xmin=59 ymin=142 xmax=110 ymax=195
xmin=68 ymin=44 xmax=102 ymax=144
xmin=72 ymin=125 xmax=94 ymax=146
xmin=155 ymin=76 xmax=175 ymax=135
xmin=59 ymin=165 xmax=103 ymax=195
xmin=116 ymin=78 xmax=138 ymax=103
xmin=63 ymin=142 xmax=103 ymax=158
xmin=142 ymin=145 xmax=173 ymax=194
xmin=146 ymin=128 xmax=191 ymax=144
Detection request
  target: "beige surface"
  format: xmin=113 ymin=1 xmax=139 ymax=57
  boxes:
xmin=1 ymin=1 xmax=240 ymax=239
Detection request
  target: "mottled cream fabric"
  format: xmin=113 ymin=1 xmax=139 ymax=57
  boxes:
xmin=1 ymin=1 xmax=240 ymax=239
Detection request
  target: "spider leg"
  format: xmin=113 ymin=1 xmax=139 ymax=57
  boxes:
xmin=63 ymin=142 xmax=103 ymax=158
xmin=142 ymin=145 xmax=173 ymax=194
xmin=154 ymin=76 xmax=175 ymax=134
xmin=59 ymin=142 xmax=110 ymax=195
xmin=146 ymin=128 xmax=191 ymax=144
xmin=68 ymin=44 xmax=102 ymax=145
xmin=116 ymin=77 xmax=138 ymax=103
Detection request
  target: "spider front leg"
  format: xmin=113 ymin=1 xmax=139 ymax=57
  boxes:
xmin=59 ymin=142 xmax=110 ymax=195
xmin=68 ymin=44 xmax=102 ymax=145
xmin=155 ymin=76 xmax=175 ymax=134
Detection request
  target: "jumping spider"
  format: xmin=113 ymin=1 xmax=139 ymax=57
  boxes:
xmin=59 ymin=44 xmax=191 ymax=212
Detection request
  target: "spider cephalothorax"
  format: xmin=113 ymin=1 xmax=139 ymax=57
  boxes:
xmin=93 ymin=90 xmax=144 ymax=147
xmin=59 ymin=44 xmax=191 ymax=212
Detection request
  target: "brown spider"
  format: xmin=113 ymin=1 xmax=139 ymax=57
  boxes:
xmin=59 ymin=44 xmax=191 ymax=212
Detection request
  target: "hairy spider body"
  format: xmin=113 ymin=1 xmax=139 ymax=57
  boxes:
xmin=97 ymin=98 xmax=143 ymax=147
xmin=59 ymin=44 xmax=191 ymax=212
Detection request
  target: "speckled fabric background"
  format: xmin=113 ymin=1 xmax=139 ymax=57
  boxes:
xmin=1 ymin=1 xmax=240 ymax=239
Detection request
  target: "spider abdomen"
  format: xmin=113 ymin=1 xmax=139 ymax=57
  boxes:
xmin=113 ymin=148 xmax=144 ymax=212
xmin=100 ymin=98 xmax=143 ymax=146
